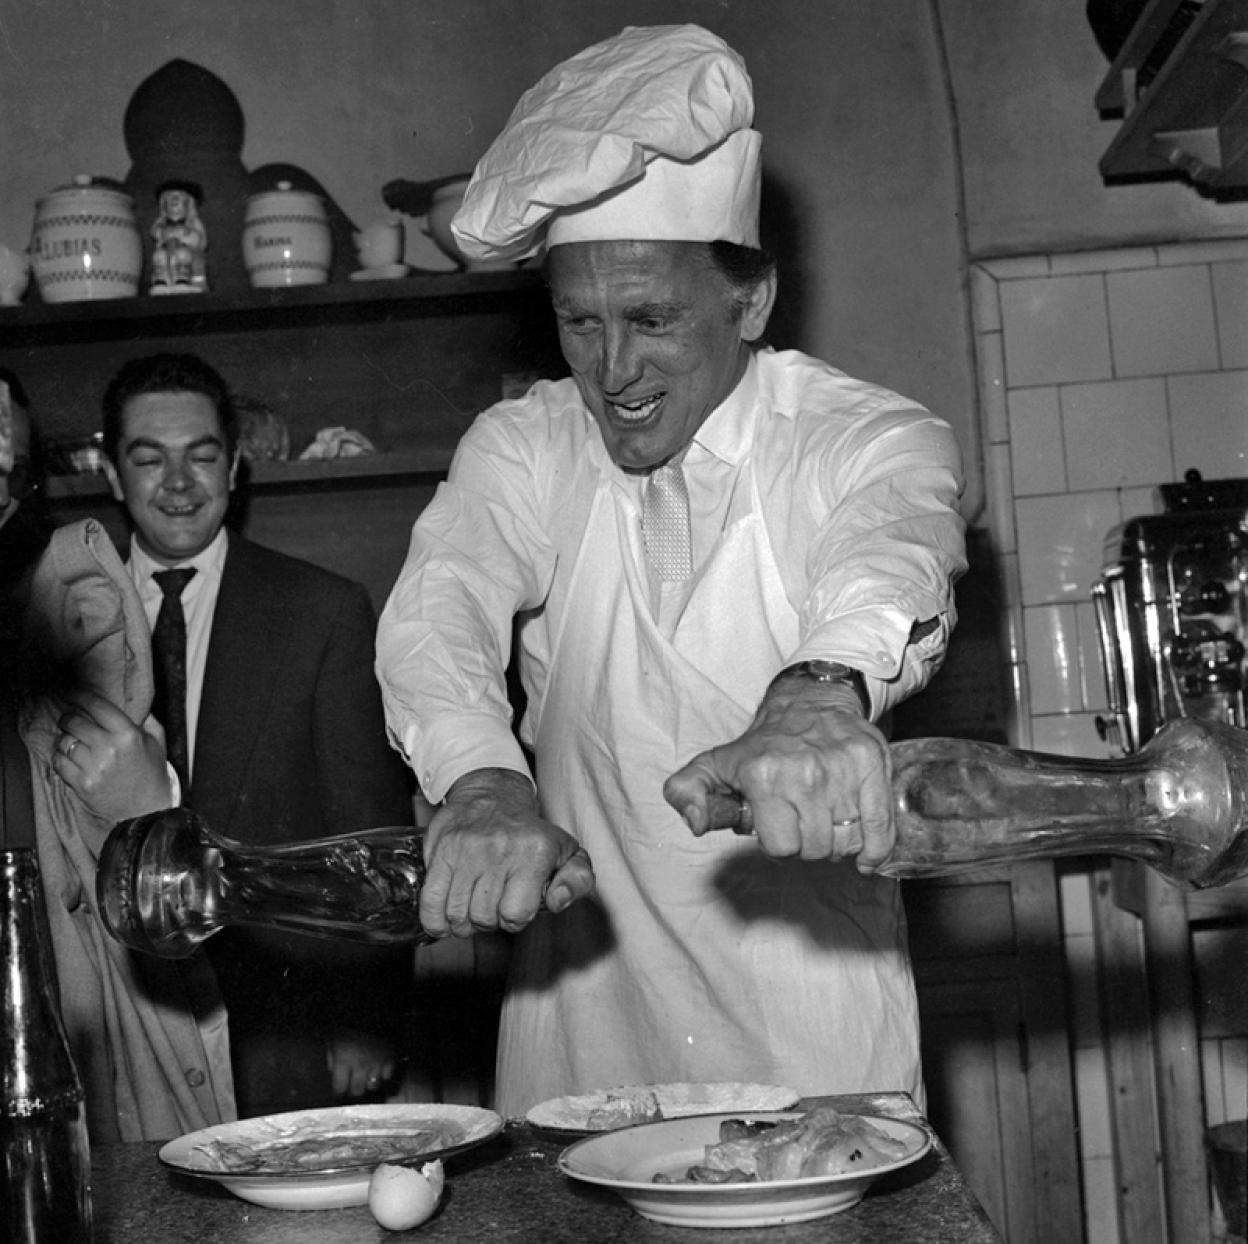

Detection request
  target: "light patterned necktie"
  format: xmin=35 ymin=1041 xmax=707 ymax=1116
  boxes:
xmin=151 ymin=567 xmax=197 ymax=790
xmin=643 ymin=461 xmax=693 ymax=581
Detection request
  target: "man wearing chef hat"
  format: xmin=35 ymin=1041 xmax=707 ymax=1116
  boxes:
xmin=378 ymin=24 xmax=966 ymax=1114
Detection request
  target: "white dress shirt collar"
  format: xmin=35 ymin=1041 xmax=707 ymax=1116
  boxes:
xmin=128 ymin=526 xmax=229 ymax=588
xmin=688 ymin=349 xmax=761 ymax=467
xmin=591 ymin=349 xmax=762 ymax=489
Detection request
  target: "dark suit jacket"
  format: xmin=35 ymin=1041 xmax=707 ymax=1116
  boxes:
xmin=176 ymin=534 xmax=416 ymax=1112
xmin=190 ymin=533 xmax=412 ymax=843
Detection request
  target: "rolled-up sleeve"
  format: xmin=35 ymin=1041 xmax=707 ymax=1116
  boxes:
xmin=376 ymin=415 xmax=557 ymax=803
xmin=781 ymin=405 xmax=967 ymax=717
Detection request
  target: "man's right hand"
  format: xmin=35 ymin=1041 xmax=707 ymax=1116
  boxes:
xmin=421 ymin=768 xmax=595 ymax=939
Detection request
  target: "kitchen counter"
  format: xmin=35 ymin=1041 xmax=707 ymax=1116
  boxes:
xmin=91 ymin=1093 xmax=1004 ymax=1242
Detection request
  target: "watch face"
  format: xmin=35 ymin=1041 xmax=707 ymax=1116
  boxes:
xmin=774 ymin=662 xmax=869 ymax=714
xmin=809 ymin=662 xmax=853 ymax=679
xmin=789 ymin=660 xmax=855 ymax=680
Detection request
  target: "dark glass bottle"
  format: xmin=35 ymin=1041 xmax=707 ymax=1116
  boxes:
xmin=1 ymin=848 xmax=93 ymax=1243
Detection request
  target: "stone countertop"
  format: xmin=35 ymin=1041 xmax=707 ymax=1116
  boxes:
xmin=92 ymin=1093 xmax=1004 ymax=1243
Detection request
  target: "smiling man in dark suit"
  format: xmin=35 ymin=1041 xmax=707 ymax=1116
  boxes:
xmin=101 ymin=351 xmax=416 ymax=1118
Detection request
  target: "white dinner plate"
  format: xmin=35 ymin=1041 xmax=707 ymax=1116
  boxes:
xmin=557 ymin=1110 xmax=932 ymax=1229
xmin=158 ymin=1102 xmax=503 ymax=1211
xmin=526 ymin=1081 xmax=799 ymax=1137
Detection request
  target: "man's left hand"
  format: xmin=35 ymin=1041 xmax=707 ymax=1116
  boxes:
xmin=52 ymin=689 xmax=177 ymax=822
xmin=663 ymin=677 xmax=894 ymax=872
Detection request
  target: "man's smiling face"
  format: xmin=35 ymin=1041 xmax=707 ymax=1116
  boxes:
xmin=107 ymin=390 xmax=238 ymax=565
xmin=548 ymin=240 xmax=771 ymax=472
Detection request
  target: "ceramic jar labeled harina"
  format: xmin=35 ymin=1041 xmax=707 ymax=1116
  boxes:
xmin=242 ymin=182 xmax=331 ymax=288
xmin=30 ymin=175 xmax=143 ymax=302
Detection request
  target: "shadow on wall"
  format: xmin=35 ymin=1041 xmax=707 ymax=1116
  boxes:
xmin=891 ymin=524 xmax=1011 ymax=745
xmin=758 ymin=169 xmax=808 ymax=354
xmin=117 ymin=58 xmax=360 ymax=297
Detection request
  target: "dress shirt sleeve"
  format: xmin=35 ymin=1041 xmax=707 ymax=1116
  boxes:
xmin=785 ymin=407 xmax=968 ymax=718
xmin=164 ymin=762 xmax=182 ymax=807
xmin=376 ymin=411 xmax=558 ymax=803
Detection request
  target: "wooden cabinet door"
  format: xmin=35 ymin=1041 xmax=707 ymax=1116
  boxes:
xmin=918 ymin=977 xmax=1041 ymax=1243
xmin=907 ymin=864 xmax=1083 ymax=1244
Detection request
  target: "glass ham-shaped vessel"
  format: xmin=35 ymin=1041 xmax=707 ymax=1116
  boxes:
xmin=97 ymin=718 xmax=1248 ymax=959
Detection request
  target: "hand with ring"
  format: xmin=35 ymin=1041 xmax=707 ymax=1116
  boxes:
xmin=728 ymin=794 xmax=866 ymax=844
xmin=52 ymin=689 xmax=177 ymax=822
xmin=663 ymin=671 xmax=894 ymax=872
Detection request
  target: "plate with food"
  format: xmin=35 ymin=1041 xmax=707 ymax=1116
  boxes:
xmin=526 ymin=1081 xmax=799 ymax=1138
xmin=159 ymin=1102 xmax=503 ymax=1210
xmin=557 ymin=1105 xmax=932 ymax=1228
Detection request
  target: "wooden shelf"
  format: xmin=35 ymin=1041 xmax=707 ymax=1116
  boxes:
xmin=5 ymin=265 xmax=564 ymax=453
xmin=46 ymin=448 xmax=454 ymax=504
xmin=0 ymin=268 xmax=548 ymax=346
xmin=1096 ymin=0 xmax=1248 ymax=194
xmin=13 ymin=258 xmax=564 ymax=611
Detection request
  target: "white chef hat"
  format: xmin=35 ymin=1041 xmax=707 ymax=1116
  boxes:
xmin=451 ymin=24 xmax=761 ymax=263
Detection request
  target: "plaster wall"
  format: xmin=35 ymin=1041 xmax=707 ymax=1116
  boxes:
xmin=0 ymin=1 xmax=956 ymax=508
xmin=940 ymin=0 xmax=1248 ymax=256
xmin=3 ymin=2 xmax=1244 ymax=520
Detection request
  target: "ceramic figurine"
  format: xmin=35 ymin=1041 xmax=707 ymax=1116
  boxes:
xmin=149 ymin=180 xmax=207 ymax=294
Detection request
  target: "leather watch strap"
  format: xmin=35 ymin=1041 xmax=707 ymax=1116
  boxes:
xmin=768 ymin=659 xmax=870 ymax=715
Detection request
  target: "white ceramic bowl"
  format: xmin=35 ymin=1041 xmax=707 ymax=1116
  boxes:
xmin=242 ymin=181 xmax=331 ymax=288
xmin=423 ymin=180 xmax=517 ymax=271
xmin=527 ymin=1081 xmax=799 ymax=1136
xmin=158 ymin=1102 xmax=503 ymax=1211
xmin=558 ymin=1110 xmax=933 ymax=1229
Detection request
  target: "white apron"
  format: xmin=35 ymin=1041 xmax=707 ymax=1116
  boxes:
xmin=495 ymin=442 xmax=921 ymax=1117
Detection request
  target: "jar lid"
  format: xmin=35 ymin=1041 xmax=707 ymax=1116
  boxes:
xmin=247 ymin=179 xmax=326 ymax=208
xmin=37 ymin=174 xmax=135 ymax=209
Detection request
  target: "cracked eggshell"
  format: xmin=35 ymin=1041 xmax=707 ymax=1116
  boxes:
xmin=368 ymin=1159 xmax=445 ymax=1231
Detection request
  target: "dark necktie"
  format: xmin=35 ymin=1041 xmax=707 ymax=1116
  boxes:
xmin=151 ymin=567 xmax=197 ymax=790
xmin=643 ymin=461 xmax=693 ymax=581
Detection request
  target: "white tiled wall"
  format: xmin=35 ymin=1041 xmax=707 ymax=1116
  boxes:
xmin=971 ymin=238 xmax=1248 ymax=1244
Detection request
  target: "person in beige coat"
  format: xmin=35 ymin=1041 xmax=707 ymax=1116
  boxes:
xmin=14 ymin=518 xmax=235 ymax=1140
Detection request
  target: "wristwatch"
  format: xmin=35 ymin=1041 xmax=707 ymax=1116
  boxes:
xmin=769 ymin=660 xmax=870 ymax=715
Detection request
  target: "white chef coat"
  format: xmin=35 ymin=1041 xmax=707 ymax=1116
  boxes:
xmin=377 ymin=346 xmax=966 ymax=1113
xmin=379 ymin=348 xmax=965 ymax=798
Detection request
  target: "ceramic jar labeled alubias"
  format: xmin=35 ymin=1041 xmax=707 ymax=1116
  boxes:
xmin=30 ymin=175 xmax=143 ymax=302
xmin=242 ymin=181 xmax=331 ymax=288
